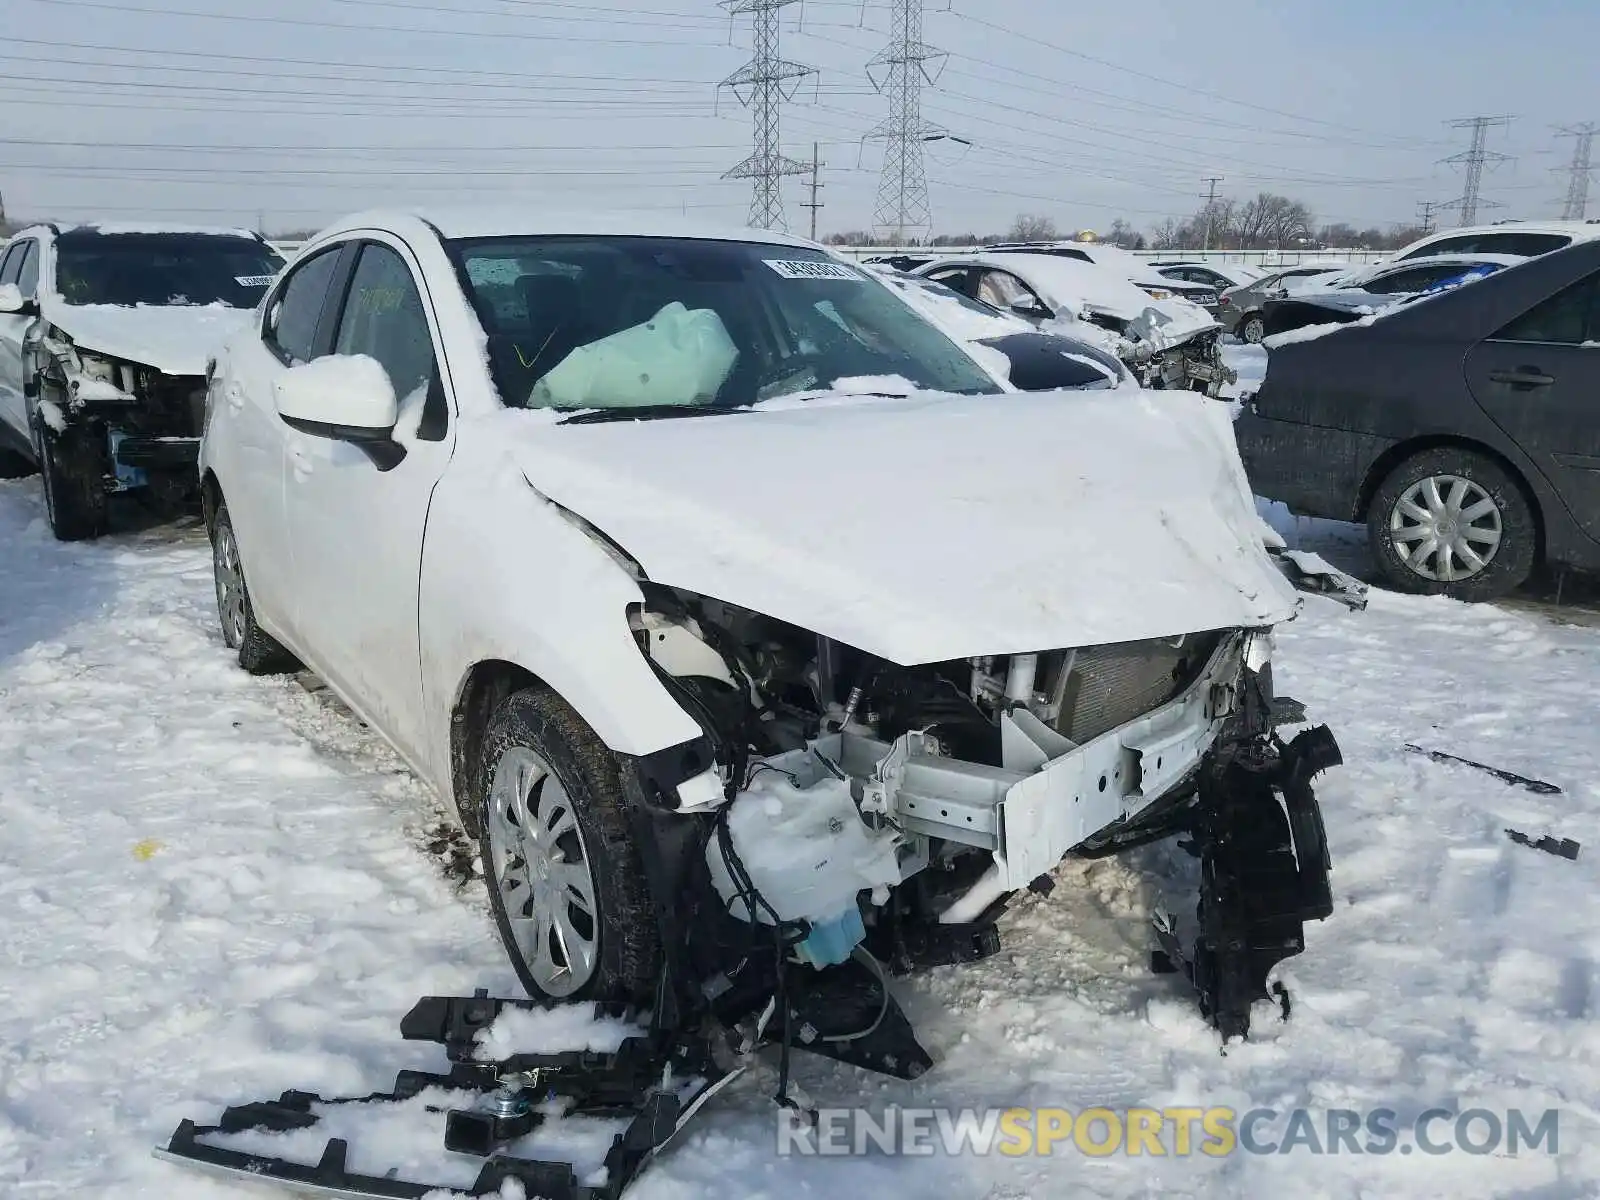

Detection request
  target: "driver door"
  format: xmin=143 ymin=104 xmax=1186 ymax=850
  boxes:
xmin=282 ymin=237 xmax=457 ymax=768
xmin=0 ymin=240 xmax=39 ymax=444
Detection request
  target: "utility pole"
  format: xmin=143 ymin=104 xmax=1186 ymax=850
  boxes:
xmin=800 ymin=141 xmax=825 ymax=241
xmin=1417 ymin=200 xmax=1439 ymax=235
xmin=718 ymin=0 xmax=814 ymax=232
xmin=865 ymin=0 xmax=948 ymax=244
xmin=1201 ymin=176 xmax=1223 ymax=250
xmin=1441 ymin=116 xmax=1512 ymax=226
xmin=1556 ymin=123 xmax=1596 ymax=220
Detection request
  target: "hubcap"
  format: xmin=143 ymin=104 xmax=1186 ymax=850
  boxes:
xmin=213 ymin=522 xmax=248 ymax=647
xmin=487 ymin=747 xmax=599 ymax=997
xmin=1243 ymin=317 xmax=1264 ymax=344
xmin=1388 ymin=474 xmax=1502 ymax=583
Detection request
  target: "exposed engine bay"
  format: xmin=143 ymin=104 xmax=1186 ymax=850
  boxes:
xmin=31 ymin=327 xmax=207 ymax=514
xmin=1081 ymin=311 xmax=1235 ymax=396
xmin=625 ymin=582 xmax=1339 ymax=1054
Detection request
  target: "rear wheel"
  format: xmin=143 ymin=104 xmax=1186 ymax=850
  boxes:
xmin=1367 ymin=446 xmax=1536 ymax=602
xmin=210 ymin=499 xmax=299 ymax=674
xmin=475 ymin=687 xmax=662 ymax=1004
xmin=34 ymin=414 xmax=108 ymax=542
xmin=1239 ymin=313 xmax=1266 ymax=344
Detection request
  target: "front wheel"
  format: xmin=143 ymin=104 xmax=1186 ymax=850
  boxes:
xmin=210 ymin=499 xmax=299 ymax=674
xmin=475 ymin=687 xmax=662 ymax=1004
xmin=35 ymin=414 xmax=108 ymax=542
xmin=1367 ymin=447 xmax=1536 ymax=601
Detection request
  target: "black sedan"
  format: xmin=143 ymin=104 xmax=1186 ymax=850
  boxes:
xmin=1233 ymin=239 xmax=1600 ymax=601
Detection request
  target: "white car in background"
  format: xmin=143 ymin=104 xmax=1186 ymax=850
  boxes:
xmin=195 ymin=207 xmax=1340 ymax=1080
xmin=914 ymin=252 xmax=1234 ymax=394
xmin=867 ymin=264 xmax=1134 ymax=390
xmin=0 ymin=223 xmax=284 ymax=538
xmin=1147 ymin=259 xmax=1266 ymax=292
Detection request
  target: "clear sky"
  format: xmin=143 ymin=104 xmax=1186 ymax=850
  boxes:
xmin=3 ymin=0 xmax=1594 ymax=239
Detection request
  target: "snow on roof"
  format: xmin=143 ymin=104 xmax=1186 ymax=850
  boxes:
xmin=55 ymin=221 xmax=263 ymax=239
xmin=310 ymin=206 xmax=823 ymax=249
xmin=931 ymin=252 xmax=1160 ymax=317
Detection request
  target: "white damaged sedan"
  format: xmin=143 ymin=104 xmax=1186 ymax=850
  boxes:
xmin=199 ymin=209 xmax=1344 ymax=1067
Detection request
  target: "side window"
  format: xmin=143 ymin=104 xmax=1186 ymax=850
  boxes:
xmin=977 ymin=270 xmax=1032 ymax=309
xmin=1492 ymin=275 xmax=1600 ymax=345
xmin=266 ymin=247 xmax=342 ymax=364
xmin=15 ymin=242 xmax=40 ymax=299
xmin=925 ymin=267 xmax=977 ymax=298
xmin=1399 ymin=236 xmax=1472 ymax=261
xmin=0 ymin=242 xmax=25 ymax=286
xmin=331 ymin=243 xmax=444 ymax=438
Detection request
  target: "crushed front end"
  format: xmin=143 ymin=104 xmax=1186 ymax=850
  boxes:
xmin=624 ymin=590 xmax=1338 ymax=1049
xmin=30 ymin=329 xmax=207 ymax=514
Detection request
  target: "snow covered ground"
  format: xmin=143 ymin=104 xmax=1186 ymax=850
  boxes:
xmin=2 ymin=475 xmax=1598 ymax=1199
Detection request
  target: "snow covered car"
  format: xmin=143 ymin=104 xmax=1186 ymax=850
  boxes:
xmin=869 ymin=265 xmax=1134 ymax=390
xmin=1260 ymin=254 xmax=1520 ymax=341
xmin=915 ymin=252 xmax=1235 ymax=394
xmin=199 ymin=210 xmax=1341 ymax=1087
xmin=985 ymin=239 xmax=1223 ymax=309
xmin=0 ymin=224 xmax=285 ymax=539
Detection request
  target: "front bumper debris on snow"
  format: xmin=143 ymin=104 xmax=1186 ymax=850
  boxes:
xmin=156 ymin=723 xmax=1341 ymax=1198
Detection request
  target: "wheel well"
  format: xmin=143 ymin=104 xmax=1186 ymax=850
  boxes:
xmin=200 ymin=471 xmax=222 ymax=532
xmin=1353 ymin=434 xmax=1546 ymax=556
xmin=450 ymin=660 xmax=541 ymax=838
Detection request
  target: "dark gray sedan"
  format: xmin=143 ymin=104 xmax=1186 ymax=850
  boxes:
xmin=1233 ymin=239 xmax=1600 ymax=601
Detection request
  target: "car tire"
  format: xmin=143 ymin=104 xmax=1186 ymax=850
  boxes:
xmin=34 ymin=414 xmax=109 ymax=542
xmin=1367 ymin=446 xmax=1536 ymax=602
xmin=475 ymin=687 xmax=662 ymax=1006
xmin=210 ymin=499 xmax=300 ymax=674
xmin=1240 ymin=314 xmax=1266 ymax=344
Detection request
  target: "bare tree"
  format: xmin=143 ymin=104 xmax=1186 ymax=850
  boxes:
xmin=1106 ymin=218 xmax=1147 ymax=250
xmin=1006 ymin=213 xmax=1058 ymax=242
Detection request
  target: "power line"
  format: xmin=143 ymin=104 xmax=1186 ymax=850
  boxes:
xmin=1440 ymin=116 xmax=1513 ymax=226
xmin=718 ymin=0 xmax=813 ymax=230
xmin=1556 ymin=124 xmax=1596 ymax=220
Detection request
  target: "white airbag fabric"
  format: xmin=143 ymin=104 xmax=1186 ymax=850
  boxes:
xmin=529 ymin=301 xmax=738 ymax=410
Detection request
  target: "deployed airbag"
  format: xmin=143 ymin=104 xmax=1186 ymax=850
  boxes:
xmin=529 ymin=301 xmax=738 ymax=410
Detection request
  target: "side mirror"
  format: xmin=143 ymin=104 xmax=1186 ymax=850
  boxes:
xmin=1009 ymin=297 xmax=1051 ymax=321
xmin=0 ymin=283 xmax=38 ymax=317
xmin=274 ymin=354 xmax=398 ymax=442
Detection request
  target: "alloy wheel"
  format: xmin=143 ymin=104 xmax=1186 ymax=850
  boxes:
xmin=487 ymin=746 xmax=600 ymax=997
xmin=213 ymin=520 xmax=248 ymax=648
xmin=1387 ymin=474 xmax=1503 ymax=583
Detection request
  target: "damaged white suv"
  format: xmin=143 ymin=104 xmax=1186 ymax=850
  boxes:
xmin=200 ymin=210 xmax=1343 ymax=1067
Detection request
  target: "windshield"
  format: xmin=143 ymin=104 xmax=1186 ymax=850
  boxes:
xmin=448 ymin=236 xmax=997 ymax=414
xmin=53 ymin=232 xmax=284 ymax=308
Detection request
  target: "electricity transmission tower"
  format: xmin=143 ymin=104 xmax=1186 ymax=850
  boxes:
xmin=864 ymin=0 xmax=949 ymax=243
xmin=1556 ymin=123 xmax=1596 ymax=220
xmin=718 ymin=0 xmax=814 ymax=231
xmin=1440 ymin=116 xmax=1512 ymax=226
xmin=1416 ymin=200 xmax=1439 ymax=235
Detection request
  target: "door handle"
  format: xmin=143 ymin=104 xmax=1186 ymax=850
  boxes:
xmin=1488 ymin=367 xmax=1555 ymax=390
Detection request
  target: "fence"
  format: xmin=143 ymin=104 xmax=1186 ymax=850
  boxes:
xmin=830 ymin=245 xmax=1391 ymax=267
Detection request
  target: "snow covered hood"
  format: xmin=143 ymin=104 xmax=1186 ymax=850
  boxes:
xmin=41 ymin=298 xmax=256 ymax=376
xmin=508 ymin=390 xmax=1298 ymax=663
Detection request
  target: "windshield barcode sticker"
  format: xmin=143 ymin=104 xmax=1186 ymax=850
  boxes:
xmin=235 ymin=274 xmax=275 ymax=286
xmin=764 ymin=259 xmax=862 ymax=282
